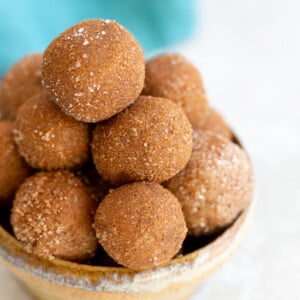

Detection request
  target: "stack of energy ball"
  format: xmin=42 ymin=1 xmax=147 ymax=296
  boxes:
xmin=0 ymin=19 xmax=253 ymax=270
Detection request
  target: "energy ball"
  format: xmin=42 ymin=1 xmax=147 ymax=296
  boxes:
xmin=0 ymin=54 xmax=43 ymax=120
xmin=94 ymin=182 xmax=187 ymax=270
xmin=14 ymin=92 xmax=90 ymax=170
xmin=196 ymin=107 xmax=233 ymax=140
xmin=0 ymin=121 xmax=31 ymax=207
xmin=143 ymin=53 xmax=208 ymax=129
xmin=42 ymin=19 xmax=145 ymax=123
xmin=11 ymin=171 xmax=98 ymax=261
xmin=165 ymin=131 xmax=254 ymax=236
xmin=92 ymin=96 xmax=193 ymax=185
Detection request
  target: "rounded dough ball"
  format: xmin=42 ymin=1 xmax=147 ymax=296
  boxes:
xmin=166 ymin=131 xmax=254 ymax=236
xmin=42 ymin=19 xmax=145 ymax=123
xmin=0 ymin=121 xmax=31 ymax=207
xmin=94 ymin=182 xmax=187 ymax=270
xmin=11 ymin=171 xmax=98 ymax=261
xmin=91 ymin=96 xmax=193 ymax=185
xmin=143 ymin=53 xmax=208 ymax=129
xmin=0 ymin=54 xmax=43 ymax=120
xmin=14 ymin=92 xmax=90 ymax=170
xmin=196 ymin=107 xmax=233 ymax=140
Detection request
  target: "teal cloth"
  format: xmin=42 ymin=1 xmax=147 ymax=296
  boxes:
xmin=0 ymin=0 xmax=196 ymax=75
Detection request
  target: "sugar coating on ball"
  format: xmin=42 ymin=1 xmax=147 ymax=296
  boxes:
xmin=166 ymin=131 xmax=254 ymax=236
xmin=143 ymin=53 xmax=208 ymax=129
xmin=42 ymin=19 xmax=145 ymax=123
xmin=0 ymin=121 xmax=32 ymax=207
xmin=92 ymin=96 xmax=193 ymax=185
xmin=11 ymin=171 xmax=98 ymax=261
xmin=197 ymin=107 xmax=233 ymax=140
xmin=94 ymin=182 xmax=187 ymax=270
xmin=0 ymin=54 xmax=43 ymax=120
xmin=13 ymin=93 xmax=90 ymax=170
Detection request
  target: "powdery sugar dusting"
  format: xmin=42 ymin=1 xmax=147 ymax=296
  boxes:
xmin=11 ymin=171 xmax=98 ymax=261
xmin=143 ymin=53 xmax=208 ymax=129
xmin=166 ymin=130 xmax=254 ymax=236
xmin=41 ymin=19 xmax=145 ymax=123
xmin=91 ymin=96 xmax=193 ymax=185
xmin=13 ymin=93 xmax=89 ymax=170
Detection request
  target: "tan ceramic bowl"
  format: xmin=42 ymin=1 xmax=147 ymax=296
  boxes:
xmin=0 ymin=200 xmax=254 ymax=300
xmin=0 ymin=134 xmax=254 ymax=300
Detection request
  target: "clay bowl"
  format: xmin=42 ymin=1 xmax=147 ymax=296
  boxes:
xmin=0 ymin=137 xmax=254 ymax=300
xmin=0 ymin=201 xmax=254 ymax=300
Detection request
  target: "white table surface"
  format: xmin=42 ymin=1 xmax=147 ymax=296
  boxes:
xmin=1 ymin=0 xmax=300 ymax=299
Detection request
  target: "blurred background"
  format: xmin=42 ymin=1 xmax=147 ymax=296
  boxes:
xmin=1 ymin=0 xmax=300 ymax=299
xmin=0 ymin=0 xmax=197 ymax=75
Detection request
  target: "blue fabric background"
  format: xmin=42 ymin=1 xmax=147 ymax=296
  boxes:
xmin=0 ymin=0 xmax=196 ymax=75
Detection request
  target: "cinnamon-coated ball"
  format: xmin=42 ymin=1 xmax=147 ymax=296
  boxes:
xmin=195 ymin=107 xmax=233 ymax=140
xmin=42 ymin=19 xmax=145 ymax=123
xmin=14 ymin=93 xmax=90 ymax=170
xmin=166 ymin=131 xmax=254 ymax=236
xmin=0 ymin=54 xmax=43 ymax=120
xmin=94 ymin=182 xmax=187 ymax=270
xmin=0 ymin=121 xmax=31 ymax=207
xmin=11 ymin=171 xmax=98 ymax=261
xmin=143 ymin=53 xmax=208 ymax=129
xmin=91 ymin=96 xmax=193 ymax=185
